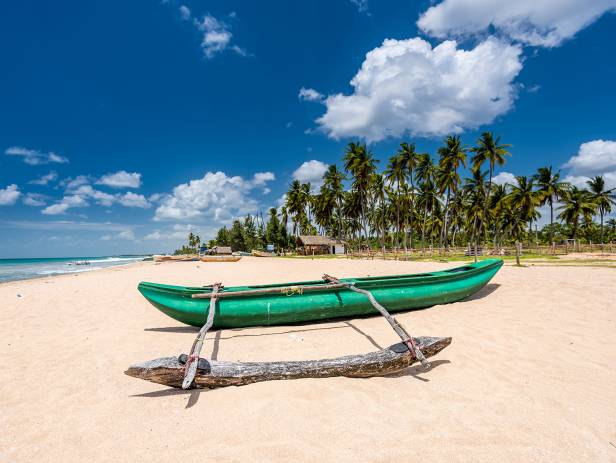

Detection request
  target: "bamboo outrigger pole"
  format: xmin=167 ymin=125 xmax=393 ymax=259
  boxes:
xmin=182 ymin=282 xmax=222 ymax=389
xmin=322 ymin=274 xmax=430 ymax=369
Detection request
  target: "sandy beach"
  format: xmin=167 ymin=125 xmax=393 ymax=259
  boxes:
xmin=1 ymin=257 xmax=615 ymax=462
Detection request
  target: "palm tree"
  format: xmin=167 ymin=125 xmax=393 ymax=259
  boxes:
xmin=384 ymin=153 xmax=406 ymax=249
xmin=508 ymin=176 xmax=541 ymax=244
xmin=369 ymin=173 xmax=387 ymax=254
xmin=557 ymin=186 xmax=597 ymax=240
xmin=471 ymin=132 xmax=511 ymax=243
xmin=343 ymin=142 xmax=378 ymax=244
xmin=397 ymin=142 xmax=419 ymax=249
xmin=285 ymin=180 xmax=310 ymax=236
xmin=416 ymin=154 xmax=438 ymax=254
xmin=533 ymin=166 xmax=569 ymax=242
xmin=437 ymin=135 xmax=467 ymax=249
xmin=488 ymin=183 xmax=508 ymax=247
xmin=586 ymin=176 xmax=616 ymax=243
xmin=464 ymin=168 xmax=487 ymax=258
xmin=322 ymin=164 xmax=346 ymax=239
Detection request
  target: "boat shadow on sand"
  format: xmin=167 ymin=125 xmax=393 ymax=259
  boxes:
xmin=460 ymin=283 xmax=500 ymax=302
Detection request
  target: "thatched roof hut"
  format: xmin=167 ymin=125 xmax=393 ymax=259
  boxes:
xmin=296 ymin=236 xmax=346 ymax=255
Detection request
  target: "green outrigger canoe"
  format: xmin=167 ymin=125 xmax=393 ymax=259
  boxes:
xmin=138 ymin=258 xmax=503 ymax=329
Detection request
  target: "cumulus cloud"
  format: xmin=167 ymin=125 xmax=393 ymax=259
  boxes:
xmin=194 ymin=14 xmax=247 ymax=58
xmin=417 ymin=0 xmax=616 ymax=48
xmin=72 ymin=185 xmax=116 ymax=207
xmin=492 ymin=171 xmax=517 ymax=186
xmin=563 ymin=140 xmax=616 ymax=175
xmin=101 ymin=229 xmax=136 ymax=241
xmin=42 ymin=195 xmax=89 ymax=215
xmin=251 ymin=172 xmax=276 ymax=186
xmin=5 ymin=146 xmax=69 ymax=165
xmin=562 ymin=140 xmax=616 ymax=190
xmin=22 ymin=193 xmax=48 ymax=207
xmin=154 ymin=171 xmax=275 ymax=221
xmin=0 ymin=184 xmax=21 ymax=206
xmin=145 ymin=224 xmax=199 ymax=241
xmin=41 ymin=181 xmax=151 ymax=214
xmin=350 ymin=0 xmax=369 ymax=13
xmin=314 ymin=37 xmax=522 ymax=141
xmin=298 ymin=87 xmax=324 ymax=102
xmin=97 ymin=170 xmax=142 ymax=189
xmin=179 ymin=5 xmax=191 ymax=20
xmin=292 ymin=160 xmax=329 ymax=189
xmin=62 ymin=175 xmax=91 ymax=190
xmin=29 ymin=171 xmax=58 ymax=186
xmin=117 ymin=192 xmax=151 ymax=209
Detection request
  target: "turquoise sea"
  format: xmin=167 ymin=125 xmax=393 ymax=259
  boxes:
xmin=0 ymin=256 xmax=149 ymax=283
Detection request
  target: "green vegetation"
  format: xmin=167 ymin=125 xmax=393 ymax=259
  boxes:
xmin=206 ymin=132 xmax=616 ymax=253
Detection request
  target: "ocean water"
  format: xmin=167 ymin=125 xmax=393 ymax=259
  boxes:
xmin=0 ymin=256 xmax=149 ymax=283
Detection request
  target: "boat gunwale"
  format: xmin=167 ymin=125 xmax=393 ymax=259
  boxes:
xmin=138 ymin=259 xmax=503 ymax=298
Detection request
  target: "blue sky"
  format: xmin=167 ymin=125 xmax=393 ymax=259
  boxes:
xmin=1 ymin=0 xmax=616 ymax=257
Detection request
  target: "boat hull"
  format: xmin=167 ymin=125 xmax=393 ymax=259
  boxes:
xmin=138 ymin=259 xmax=503 ymax=328
xmin=200 ymin=256 xmax=242 ymax=262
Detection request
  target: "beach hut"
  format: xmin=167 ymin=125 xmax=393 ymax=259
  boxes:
xmin=210 ymin=246 xmax=233 ymax=255
xmin=296 ymin=236 xmax=346 ymax=255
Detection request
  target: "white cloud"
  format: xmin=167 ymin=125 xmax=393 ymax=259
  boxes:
xmin=101 ymin=229 xmax=136 ymax=241
xmin=62 ymin=175 xmax=91 ymax=190
xmin=145 ymin=224 xmax=201 ymax=241
xmin=97 ymin=170 xmax=142 ymax=189
xmin=562 ymin=140 xmax=616 ymax=190
xmin=298 ymin=87 xmax=324 ymax=102
xmin=72 ymin=185 xmax=115 ymax=207
xmin=42 ymin=195 xmax=89 ymax=215
xmin=118 ymin=192 xmax=151 ymax=208
xmin=0 ymin=184 xmax=21 ymax=206
xmin=23 ymin=193 xmax=47 ymax=207
xmin=29 ymin=171 xmax=58 ymax=186
xmin=5 ymin=146 xmax=69 ymax=165
xmin=179 ymin=5 xmax=191 ymax=20
xmin=154 ymin=171 xmax=275 ymax=221
xmin=417 ymin=0 xmax=616 ymax=48
xmin=194 ymin=14 xmax=247 ymax=59
xmin=144 ymin=231 xmax=162 ymax=240
xmin=251 ymin=172 xmax=276 ymax=186
xmin=350 ymin=0 xmax=369 ymax=13
xmin=563 ymin=140 xmax=616 ymax=175
xmin=292 ymin=160 xmax=329 ymax=188
xmin=492 ymin=171 xmax=516 ymax=186
xmin=314 ymin=37 xmax=522 ymax=141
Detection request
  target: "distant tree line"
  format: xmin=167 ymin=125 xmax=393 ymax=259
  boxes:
xmin=202 ymin=133 xmax=616 ymax=253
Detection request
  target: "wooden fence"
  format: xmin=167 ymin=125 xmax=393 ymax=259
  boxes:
xmin=347 ymin=242 xmax=616 ymax=260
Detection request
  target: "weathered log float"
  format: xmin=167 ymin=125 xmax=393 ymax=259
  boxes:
xmin=125 ymin=335 xmax=451 ymax=389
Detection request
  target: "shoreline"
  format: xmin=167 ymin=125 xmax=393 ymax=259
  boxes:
xmin=0 ymin=259 xmax=148 ymax=287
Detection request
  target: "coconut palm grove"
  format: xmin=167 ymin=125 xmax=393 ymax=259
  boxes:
xmin=199 ymin=133 xmax=616 ymax=255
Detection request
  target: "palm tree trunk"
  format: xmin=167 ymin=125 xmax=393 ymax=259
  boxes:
xmin=480 ymin=165 xmax=493 ymax=246
xmin=421 ymin=203 xmax=428 ymax=256
xmin=549 ymin=196 xmax=554 ymax=243
xmin=600 ymin=210 xmax=604 ymax=244
xmin=440 ymin=188 xmax=451 ymax=251
xmin=396 ymin=181 xmax=401 ymax=250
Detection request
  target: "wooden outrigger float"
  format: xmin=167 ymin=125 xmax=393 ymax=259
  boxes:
xmin=124 ymin=336 xmax=452 ymax=389
xmin=199 ymin=255 xmax=242 ymax=262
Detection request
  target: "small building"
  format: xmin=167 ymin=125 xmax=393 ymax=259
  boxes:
xmin=210 ymin=246 xmax=233 ymax=255
xmin=296 ymin=235 xmax=346 ymax=255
